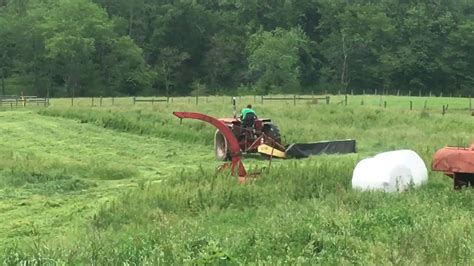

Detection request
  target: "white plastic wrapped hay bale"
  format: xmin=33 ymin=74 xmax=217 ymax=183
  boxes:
xmin=352 ymin=150 xmax=428 ymax=192
xmin=374 ymin=150 xmax=428 ymax=186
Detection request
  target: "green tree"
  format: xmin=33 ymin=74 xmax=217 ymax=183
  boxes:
xmin=104 ymin=36 xmax=153 ymax=96
xmin=318 ymin=2 xmax=395 ymax=92
xmin=442 ymin=20 xmax=474 ymax=94
xmin=148 ymin=2 xmax=218 ymax=94
xmin=155 ymin=47 xmax=189 ymax=96
xmin=39 ymin=0 xmax=150 ymax=96
xmin=248 ymin=27 xmax=309 ymax=94
xmin=1 ymin=0 xmax=474 ymax=96
xmin=40 ymin=0 xmax=112 ymax=96
xmin=0 ymin=13 xmax=12 ymax=95
xmin=204 ymin=33 xmax=247 ymax=94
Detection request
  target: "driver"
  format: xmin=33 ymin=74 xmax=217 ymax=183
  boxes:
xmin=240 ymin=104 xmax=257 ymax=128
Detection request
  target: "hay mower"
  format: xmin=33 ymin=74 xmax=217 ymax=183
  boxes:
xmin=173 ymin=99 xmax=356 ymax=182
xmin=432 ymin=143 xmax=474 ymax=189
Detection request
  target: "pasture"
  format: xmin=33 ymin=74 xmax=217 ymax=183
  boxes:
xmin=0 ymin=95 xmax=472 ymax=264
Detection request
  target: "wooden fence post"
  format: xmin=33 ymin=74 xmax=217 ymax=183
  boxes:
xmin=345 ymin=95 xmax=348 ymax=106
xmin=397 ymin=90 xmax=400 ymax=96
xmin=293 ymin=95 xmax=296 ymax=106
xmin=91 ymin=97 xmax=94 ymax=106
xmin=133 ymin=97 xmax=136 ymax=105
xmin=326 ymin=96 xmax=330 ymax=104
xmin=100 ymin=96 xmax=102 ymax=107
xmin=410 ymin=101 xmax=413 ymax=111
xmin=71 ymin=97 xmax=74 ymax=106
xmin=384 ymin=101 xmax=387 ymax=108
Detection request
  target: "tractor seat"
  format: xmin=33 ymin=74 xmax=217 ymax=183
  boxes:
xmin=239 ymin=113 xmax=257 ymax=142
xmin=242 ymin=113 xmax=257 ymax=129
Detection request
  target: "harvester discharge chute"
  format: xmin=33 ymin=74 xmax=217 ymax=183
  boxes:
xmin=173 ymin=111 xmax=356 ymax=181
xmin=432 ymin=143 xmax=474 ymax=189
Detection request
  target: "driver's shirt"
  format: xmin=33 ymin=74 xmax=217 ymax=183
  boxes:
xmin=240 ymin=108 xmax=256 ymax=119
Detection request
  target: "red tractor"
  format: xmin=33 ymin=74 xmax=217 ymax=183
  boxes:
xmin=213 ymin=116 xmax=284 ymax=160
xmin=173 ymin=99 xmax=356 ymax=181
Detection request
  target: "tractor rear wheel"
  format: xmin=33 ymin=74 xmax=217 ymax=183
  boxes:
xmin=262 ymin=123 xmax=282 ymax=144
xmin=214 ymin=130 xmax=230 ymax=161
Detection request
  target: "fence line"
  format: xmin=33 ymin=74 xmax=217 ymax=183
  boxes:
xmin=260 ymin=95 xmax=330 ymax=106
xmin=0 ymin=95 xmax=49 ymax=108
xmin=2 ymin=94 xmax=472 ymax=115
xmin=133 ymin=97 xmax=169 ymax=105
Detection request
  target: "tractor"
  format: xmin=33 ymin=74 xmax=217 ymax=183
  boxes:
xmin=173 ymin=98 xmax=356 ymax=181
xmin=213 ymin=116 xmax=285 ymax=161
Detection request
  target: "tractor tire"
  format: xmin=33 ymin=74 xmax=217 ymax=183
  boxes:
xmin=262 ymin=123 xmax=282 ymax=144
xmin=214 ymin=130 xmax=231 ymax=161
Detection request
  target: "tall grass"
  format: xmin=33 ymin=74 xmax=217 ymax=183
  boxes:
xmin=1 ymin=96 xmax=473 ymax=264
xmin=39 ymin=99 xmax=473 ymax=155
xmin=39 ymin=107 xmax=215 ymax=146
xmin=3 ymin=162 xmax=472 ymax=264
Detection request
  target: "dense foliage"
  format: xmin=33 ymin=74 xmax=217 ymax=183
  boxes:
xmin=1 ymin=0 xmax=473 ymax=96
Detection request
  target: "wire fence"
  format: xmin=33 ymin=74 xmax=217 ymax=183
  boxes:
xmin=1 ymin=94 xmax=473 ymax=114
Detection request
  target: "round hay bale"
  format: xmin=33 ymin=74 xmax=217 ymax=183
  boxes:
xmin=352 ymin=150 xmax=428 ymax=192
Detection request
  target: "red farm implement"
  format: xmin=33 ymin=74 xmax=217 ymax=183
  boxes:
xmin=173 ymin=109 xmax=356 ymax=182
xmin=432 ymin=143 xmax=474 ymax=189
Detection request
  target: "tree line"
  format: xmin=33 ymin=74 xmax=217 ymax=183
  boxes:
xmin=0 ymin=0 xmax=473 ymax=97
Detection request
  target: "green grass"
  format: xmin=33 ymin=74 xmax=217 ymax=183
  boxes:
xmin=0 ymin=95 xmax=473 ymax=264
